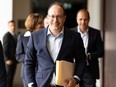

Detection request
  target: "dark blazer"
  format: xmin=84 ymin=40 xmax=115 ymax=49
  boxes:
xmin=25 ymin=27 xmax=86 ymax=87
xmin=3 ymin=32 xmax=17 ymax=63
xmin=0 ymin=41 xmax=7 ymax=87
xmin=16 ymin=32 xmax=30 ymax=87
xmin=16 ymin=32 xmax=30 ymax=77
xmin=16 ymin=32 xmax=29 ymax=62
xmin=72 ymin=26 xmax=104 ymax=79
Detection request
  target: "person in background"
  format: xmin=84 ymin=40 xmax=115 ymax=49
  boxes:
xmin=44 ymin=16 xmax=49 ymax=28
xmin=3 ymin=20 xmax=17 ymax=87
xmin=72 ymin=9 xmax=104 ymax=87
xmin=16 ymin=13 xmax=44 ymax=87
xmin=0 ymin=40 xmax=7 ymax=87
xmin=25 ymin=2 xmax=86 ymax=87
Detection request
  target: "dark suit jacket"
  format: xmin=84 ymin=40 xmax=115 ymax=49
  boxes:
xmin=3 ymin=32 xmax=17 ymax=63
xmin=25 ymin=27 xmax=86 ymax=87
xmin=72 ymin=26 xmax=104 ymax=79
xmin=0 ymin=41 xmax=7 ymax=87
xmin=16 ymin=32 xmax=30 ymax=78
xmin=16 ymin=32 xmax=29 ymax=62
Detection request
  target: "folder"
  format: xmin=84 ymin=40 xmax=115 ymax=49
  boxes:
xmin=56 ymin=60 xmax=75 ymax=86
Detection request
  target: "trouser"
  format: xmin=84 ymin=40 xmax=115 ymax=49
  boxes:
xmin=80 ymin=71 xmax=96 ymax=87
xmin=6 ymin=63 xmax=17 ymax=87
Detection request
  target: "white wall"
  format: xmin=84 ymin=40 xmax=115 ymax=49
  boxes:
xmin=88 ymin=0 xmax=104 ymax=87
xmin=0 ymin=0 xmax=13 ymax=42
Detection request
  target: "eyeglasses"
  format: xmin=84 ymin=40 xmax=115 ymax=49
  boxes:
xmin=48 ymin=15 xmax=64 ymax=20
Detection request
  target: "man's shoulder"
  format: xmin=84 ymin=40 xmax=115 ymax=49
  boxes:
xmin=31 ymin=28 xmax=47 ymax=39
xmin=4 ymin=31 xmax=9 ymax=35
xmin=3 ymin=32 xmax=10 ymax=38
xmin=32 ymin=28 xmax=46 ymax=35
xmin=65 ymin=27 xmax=80 ymax=37
xmin=89 ymin=27 xmax=100 ymax=32
xmin=17 ymin=32 xmax=25 ymax=38
xmin=71 ymin=26 xmax=77 ymax=29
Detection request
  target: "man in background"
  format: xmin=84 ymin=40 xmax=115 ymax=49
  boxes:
xmin=3 ymin=20 xmax=17 ymax=87
xmin=72 ymin=9 xmax=104 ymax=87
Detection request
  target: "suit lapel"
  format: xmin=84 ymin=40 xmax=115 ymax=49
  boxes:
xmin=42 ymin=29 xmax=54 ymax=62
xmin=87 ymin=28 xmax=92 ymax=51
xmin=57 ymin=28 xmax=71 ymax=60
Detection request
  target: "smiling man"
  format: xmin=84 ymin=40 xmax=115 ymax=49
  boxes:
xmin=25 ymin=2 xmax=86 ymax=87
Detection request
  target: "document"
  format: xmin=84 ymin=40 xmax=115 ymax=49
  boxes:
xmin=56 ymin=60 xmax=75 ymax=86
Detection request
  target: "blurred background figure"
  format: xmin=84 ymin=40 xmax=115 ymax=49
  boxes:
xmin=43 ymin=16 xmax=49 ymax=28
xmin=3 ymin=20 xmax=17 ymax=87
xmin=0 ymin=40 xmax=7 ymax=87
xmin=16 ymin=13 xmax=44 ymax=87
xmin=72 ymin=9 xmax=104 ymax=87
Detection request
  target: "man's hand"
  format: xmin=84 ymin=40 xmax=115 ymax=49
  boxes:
xmin=6 ymin=59 xmax=13 ymax=65
xmin=64 ymin=78 xmax=79 ymax=87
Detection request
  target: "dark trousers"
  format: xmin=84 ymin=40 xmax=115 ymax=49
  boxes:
xmin=6 ymin=63 xmax=17 ymax=87
xmin=80 ymin=68 xmax=96 ymax=87
xmin=22 ymin=64 xmax=28 ymax=87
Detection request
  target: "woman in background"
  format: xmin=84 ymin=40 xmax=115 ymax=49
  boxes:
xmin=16 ymin=13 xmax=44 ymax=87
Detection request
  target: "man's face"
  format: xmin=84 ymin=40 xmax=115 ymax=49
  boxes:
xmin=77 ymin=11 xmax=89 ymax=31
xmin=47 ymin=4 xmax=66 ymax=31
xmin=8 ymin=22 xmax=15 ymax=32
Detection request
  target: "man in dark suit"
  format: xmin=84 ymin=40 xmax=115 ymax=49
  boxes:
xmin=0 ymin=41 xmax=7 ymax=87
xmin=3 ymin=20 xmax=17 ymax=87
xmin=25 ymin=2 xmax=86 ymax=87
xmin=72 ymin=9 xmax=104 ymax=87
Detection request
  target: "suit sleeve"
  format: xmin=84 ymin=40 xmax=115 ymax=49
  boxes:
xmin=90 ymin=31 xmax=104 ymax=59
xmin=25 ymin=34 xmax=37 ymax=84
xmin=16 ymin=34 xmax=25 ymax=63
xmin=3 ymin=33 xmax=10 ymax=61
xmin=74 ymin=33 xmax=86 ymax=79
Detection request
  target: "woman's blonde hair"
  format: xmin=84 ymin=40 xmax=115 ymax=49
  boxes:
xmin=25 ymin=13 xmax=43 ymax=31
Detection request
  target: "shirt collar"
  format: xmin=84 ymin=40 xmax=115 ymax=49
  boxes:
xmin=47 ymin=27 xmax=64 ymax=37
xmin=24 ymin=31 xmax=31 ymax=37
xmin=77 ymin=26 xmax=89 ymax=35
xmin=8 ymin=30 xmax=14 ymax=36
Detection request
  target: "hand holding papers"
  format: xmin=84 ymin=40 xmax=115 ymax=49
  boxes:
xmin=56 ymin=60 xmax=75 ymax=86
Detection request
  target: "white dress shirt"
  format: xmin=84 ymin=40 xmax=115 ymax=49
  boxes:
xmin=77 ymin=26 xmax=89 ymax=53
xmin=47 ymin=28 xmax=63 ymax=85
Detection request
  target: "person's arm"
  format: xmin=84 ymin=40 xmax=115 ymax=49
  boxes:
xmin=3 ymin=33 xmax=10 ymax=61
xmin=25 ymin=34 xmax=37 ymax=86
xmin=16 ymin=34 xmax=25 ymax=63
xmin=74 ymin=33 xmax=86 ymax=78
xmin=64 ymin=33 xmax=86 ymax=87
xmin=89 ymin=31 xmax=104 ymax=59
xmin=3 ymin=33 xmax=14 ymax=65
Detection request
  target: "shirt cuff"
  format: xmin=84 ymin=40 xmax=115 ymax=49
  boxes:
xmin=28 ymin=82 xmax=34 ymax=87
xmin=87 ymin=53 xmax=91 ymax=60
xmin=73 ymin=75 xmax=80 ymax=81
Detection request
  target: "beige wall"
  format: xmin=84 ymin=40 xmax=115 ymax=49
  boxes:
xmin=104 ymin=0 xmax=116 ymax=86
xmin=88 ymin=0 xmax=104 ymax=87
xmin=13 ymin=0 xmax=31 ymax=87
xmin=13 ymin=0 xmax=31 ymax=34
